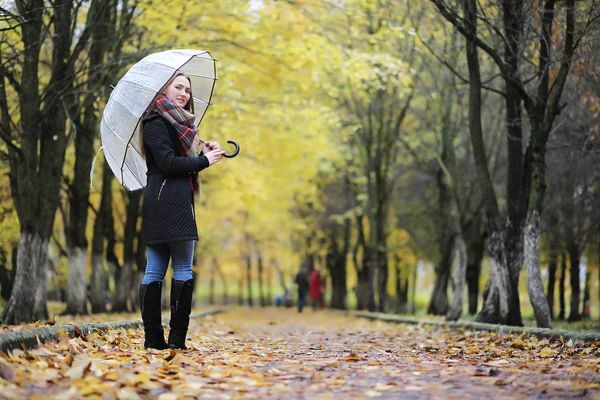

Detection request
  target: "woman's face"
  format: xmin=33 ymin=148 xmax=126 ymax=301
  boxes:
xmin=164 ymin=75 xmax=191 ymax=108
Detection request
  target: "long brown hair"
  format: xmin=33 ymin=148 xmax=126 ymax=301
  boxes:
xmin=139 ymin=72 xmax=194 ymax=156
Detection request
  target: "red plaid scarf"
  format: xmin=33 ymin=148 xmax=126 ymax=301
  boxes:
xmin=154 ymin=95 xmax=201 ymax=192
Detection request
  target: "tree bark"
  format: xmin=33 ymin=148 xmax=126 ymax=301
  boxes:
xmin=558 ymin=251 xmax=567 ymax=320
xmin=394 ymin=255 xmax=409 ymax=314
xmin=0 ymin=247 xmax=15 ymax=302
xmin=258 ymin=251 xmax=265 ymax=307
xmin=2 ymin=232 xmax=49 ymax=323
xmin=65 ymin=248 xmax=88 ymax=315
xmin=524 ymin=211 xmax=552 ymax=327
xmin=246 ymin=254 xmax=253 ymax=307
xmin=90 ymin=161 xmax=112 ymax=313
xmin=112 ymin=191 xmax=140 ymax=312
xmin=567 ymin=242 xmax=581 ymax=321
xmin=582 ymin=270 xmax=591 ymax=318
xmin=428 ymin=237 xmax=452 ymax=315
xmin=213 ymin=258 xmax=228 ymax=305
xmin=209 ymin=259 xmax=215 ymax=305
xmin=446 ymin=235 xmax=468 ymax=321
xmin=354 ymin=215 xmax=369 ymax=311
xmin=465 ymin=218 xmax=485 ymax=315
xmin=546 ymin=240 xmax=558 ymax=319
xmin=326 ymin=212 xmax=350 ymax=310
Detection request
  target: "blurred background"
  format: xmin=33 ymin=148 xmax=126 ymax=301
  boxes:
xmin=0 ymin=0 xmax=598 ymax=329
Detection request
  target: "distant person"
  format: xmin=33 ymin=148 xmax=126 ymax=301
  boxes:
xmin=274 ymin=287 xmax=294 ymax=308
xmin=294 ymin=267 xmax=310 ymax=312
xmin=309 ymin=267 xmax=324 ymax=310
xmin=283 ymin=287 xmax=293 ymax=308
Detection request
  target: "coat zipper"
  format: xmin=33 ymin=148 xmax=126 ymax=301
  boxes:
xmin=158 ymin=179 xmax=167 ymax=200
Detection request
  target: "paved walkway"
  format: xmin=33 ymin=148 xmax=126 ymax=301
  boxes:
xmin=0 ymin=307 xmax=599 ymax=399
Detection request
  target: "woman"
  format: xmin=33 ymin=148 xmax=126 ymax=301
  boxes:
xmin=138 ymin=72 xmax=225 ymax=350
xmin=309 ymin=268 xmax=324 ymax=311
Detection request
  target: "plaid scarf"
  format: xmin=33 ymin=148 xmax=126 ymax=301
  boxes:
xmin=153 ymin=95 xmax=201 ymax=192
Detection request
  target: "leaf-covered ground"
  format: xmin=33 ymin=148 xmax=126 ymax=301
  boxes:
xmin=1 ymin=307 xmax=599 ymax=399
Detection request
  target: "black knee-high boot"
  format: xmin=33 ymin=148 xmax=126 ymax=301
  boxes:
xmin=139 ymin=281 xmax=168 ymax=350
xmin=168 ymin=278 xmax=194 ymax=350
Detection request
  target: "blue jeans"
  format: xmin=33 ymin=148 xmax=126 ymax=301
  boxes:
xmin=142 ymin=241 xmax=195 ymax=284
xmin=297 ymin=289 xmax=307 ymax=312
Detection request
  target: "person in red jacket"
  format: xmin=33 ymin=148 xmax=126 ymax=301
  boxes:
xmin=309 ymin=268 xmax=324 ymax=310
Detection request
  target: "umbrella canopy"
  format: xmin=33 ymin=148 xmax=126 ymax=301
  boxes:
xmin=100 ymin=49 xmax=217 ymax=191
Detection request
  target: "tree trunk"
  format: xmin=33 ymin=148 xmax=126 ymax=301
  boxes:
xmin=567 ymin=242 xmax=581 ymax=321
xmin=112 ymin=191 xmax=140 ymax=312
xmin=546 ymin=238 xmax=558 ymax=319
xmin=246 ymin=255 xmax=253 ymax=307
xmin=376 ymin=250 xmax=388 ymax=313
xmin=546 ymin=234 xmax=558 ymax=318
xmin=395 ymin=255 xmax=409 ymax=314
xmin=209 ymin=260 xmax=215 ymax=305
xmin=465 ymin=219 xmax=485 ymax=315
xmin=411 ymin=261 xmax=419 ymax=315
xmin=0 ymin=247 xmax=15 ymax=302
xmin=476 ymin=228 xmax=516 ymax=325
xmin=258 ymin=251 xmax=265 ymax=307
xmin=446 ymin=235 xmax=468 ymax=321
xmin=2 ymin=232 xmax=49 ymax=323
xmin=131 ymin=229 xmax=146 ymax=312
xmin=524 ymin=211 xmax=552 ymax=327
xmin=328 ymin=244 xmax=348 ymax=310
xmin=213 ymin=258 xmax=228 ymax=305
xmin=65 ymin=248 xmax=88 ymax=315
xmin=458 ymin=0 xmax=518 ymax=326
xmin=582 ymin=270 xmax=591 ymax=318
xmin=327 ymin=215 xmax=350 ymax=310
xmin=366 ymin=251 xmax=377 ymax=312
xmin=238 ymin=271 xmax=244 ymax=306
xmin=265 ymin=258 xmax=272 ymax=306
xmin=558 ymin=251 xmax=567 ymax=320
xmin=428 ymin=237 xmax=453 ymax=315
xmin=65 ymin=2 xmax=111 ymax=316
xmin=90 ymin=161 xmax=112 ymax=313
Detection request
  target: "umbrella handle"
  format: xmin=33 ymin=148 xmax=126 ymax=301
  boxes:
xmin=223 ymin=140 xmax=240 ymax=158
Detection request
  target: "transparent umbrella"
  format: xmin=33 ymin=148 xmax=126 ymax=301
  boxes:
xmin=97 ymin=49 xmax=239 ymax=191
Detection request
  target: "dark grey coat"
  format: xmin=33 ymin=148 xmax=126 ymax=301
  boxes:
xmin=141 ymin=113 xmax=209 ymax=244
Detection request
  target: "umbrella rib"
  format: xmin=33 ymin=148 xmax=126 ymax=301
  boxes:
xmin=193 ymin=96 xmax=211 ymax=106
xmin=183 ymin=72 xmax=218 ymax=80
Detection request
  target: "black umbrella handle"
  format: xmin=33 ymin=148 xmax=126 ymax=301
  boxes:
xmin=223 ymin=140 xmax=240 ymax=158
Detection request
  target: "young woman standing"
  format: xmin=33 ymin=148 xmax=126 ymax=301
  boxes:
xmin=139 ymin=73 xmax=225 ymax=350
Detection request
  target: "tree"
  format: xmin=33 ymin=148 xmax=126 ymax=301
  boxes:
xmin=430 ymin=0 xmax=599 ymax=327
xmin=1 ymin=1 xmax=107 ymax=323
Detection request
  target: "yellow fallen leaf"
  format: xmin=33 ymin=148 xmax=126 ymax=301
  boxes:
xmin=540 ymin=347 xmax=554 ymax=358
xmin=103 ymin=371 xmax=119 ymax=381
xmin=80 ymin=385 xmax=103 ymax=396
xmin=131 ymin=372 xmax=151 ymax=385
xmin=339 ymin=352 xmax=362 ymax=362
xmin=64 ymin=360 xmax=91 ymax=379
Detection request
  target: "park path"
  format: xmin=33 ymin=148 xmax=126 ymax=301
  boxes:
xmin=1 ymin=307 xmax=599 ymax=399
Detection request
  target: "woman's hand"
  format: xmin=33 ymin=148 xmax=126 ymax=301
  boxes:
xmin=202 ymin=141 xmax=222 ymax=154
xmin=204 ymin=148 xmax=225 ymax=165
